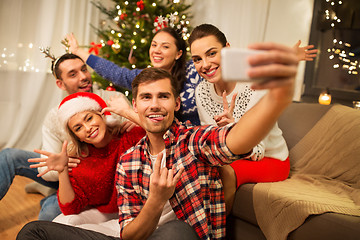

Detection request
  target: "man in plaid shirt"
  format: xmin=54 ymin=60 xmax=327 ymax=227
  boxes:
xmin=104 ymin=43 xmax=298 ymax=240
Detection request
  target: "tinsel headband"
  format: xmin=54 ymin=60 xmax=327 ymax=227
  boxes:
xmin=153 ymin=13 xmax=190 ymax=40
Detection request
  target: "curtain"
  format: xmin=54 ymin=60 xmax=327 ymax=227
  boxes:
xmin=191 ymin=0 xmax=315 ymax=100
xmin=191 ymin=0 xmax=271 ymax=48
xmin=0 ymin=0 xmax=102 ymax=151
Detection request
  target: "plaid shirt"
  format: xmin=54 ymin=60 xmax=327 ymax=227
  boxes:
xmin=116 ymin=119 xmax=250 ymax=240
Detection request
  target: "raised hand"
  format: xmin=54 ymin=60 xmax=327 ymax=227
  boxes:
xmin=64 ymin=33 xmax=90 ymax=61
xmin=103 ymin=95 xmax=140 ymax=125
xmin=293 ymin=40 xmax=318 ymax=61
xmin=28 ymin=141 xmax=70 ymax=177
xmin=149 ymin=152 xmax=185 ymax=204
xmin=247 ymin=42 xmax=298 ymax=92
xmin=213 ymin=91 xmax=237 ymax=127
xmin=65 ymin=33 xmax=80 ymax=55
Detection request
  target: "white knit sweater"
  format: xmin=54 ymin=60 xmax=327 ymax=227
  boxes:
xmin=195 ymin=81 xmax=288 ymax=161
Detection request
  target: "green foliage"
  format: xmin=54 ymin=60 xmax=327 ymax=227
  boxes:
xmin=90 ymin=0 xmax=192 ymax=91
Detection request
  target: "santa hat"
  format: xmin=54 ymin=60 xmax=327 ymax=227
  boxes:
xmin=57 ymin=92 xmax=117 ymax=128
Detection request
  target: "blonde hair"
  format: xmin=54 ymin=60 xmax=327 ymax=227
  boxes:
xmin=65 ymin=110 xmax=119 ymax=157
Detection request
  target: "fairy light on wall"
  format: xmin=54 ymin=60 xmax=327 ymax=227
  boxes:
xmin=325 ymin=0 xmax=358 ymax=75
xmin=0 ymin=45 xmax=40 ymax=72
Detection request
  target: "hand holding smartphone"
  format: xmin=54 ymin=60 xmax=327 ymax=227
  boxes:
xmin=221 ymin=48 xmax=264 ymax=82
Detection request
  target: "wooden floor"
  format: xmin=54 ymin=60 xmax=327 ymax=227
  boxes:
xmin=0 ymin=176 xmax=43 ymax=240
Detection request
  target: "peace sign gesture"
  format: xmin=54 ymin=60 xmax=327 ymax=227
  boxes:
xmin=149 ymin=152 xmax=185 ymax=204
xmin=213 ymin=91 xmax=237 ymax=127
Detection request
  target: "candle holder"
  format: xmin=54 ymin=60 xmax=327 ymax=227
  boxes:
xmin=353 ymin=101 xmax=360 ymax=110
xmin=318 ymin=88 xmax=332 ymax=105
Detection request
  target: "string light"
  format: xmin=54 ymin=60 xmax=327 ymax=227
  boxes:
xmin=0 ymin=45 xmax=40 ymax=72
xmin=325 ymin=0 xmax=358 ymax=75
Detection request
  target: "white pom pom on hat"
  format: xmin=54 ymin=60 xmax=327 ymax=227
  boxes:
xmin=57 ymin=92 xmax=116 ymax=128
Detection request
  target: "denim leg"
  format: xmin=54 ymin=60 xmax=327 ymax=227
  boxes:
xmin=38 ymin=193 xmax=62 ymax=221
xmin=0 ymin=148 xmax=58 ymax=200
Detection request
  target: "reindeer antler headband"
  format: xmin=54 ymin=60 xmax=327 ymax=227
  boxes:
xmin=39 ymin=39 xmax=71 ymax=78
xmin=39 ymin=46 xmax=60 ymax=77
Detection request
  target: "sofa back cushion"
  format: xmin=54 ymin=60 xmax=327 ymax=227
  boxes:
xmin=278 ymin=102 xmax=331 ymax=150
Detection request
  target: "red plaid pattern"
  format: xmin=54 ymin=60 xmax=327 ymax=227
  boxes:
xmin=116 ymin=120 xmax=250 ymax=240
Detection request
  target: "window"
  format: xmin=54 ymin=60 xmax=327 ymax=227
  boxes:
xmin=302 ymin=0 xmax=360 ymax=105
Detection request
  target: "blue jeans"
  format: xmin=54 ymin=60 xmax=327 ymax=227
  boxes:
xmin=39 ymin=193 xmax=61 ymax=221
xmin=0 ymin=148 xmax=60 ymax=220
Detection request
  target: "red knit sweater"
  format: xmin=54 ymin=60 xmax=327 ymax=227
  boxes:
xmin=59 ymin=127 xmax=145 ymax=215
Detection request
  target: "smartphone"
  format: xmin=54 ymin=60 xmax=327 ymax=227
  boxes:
xmin=221 ymin=48 xmax=264 ymax=82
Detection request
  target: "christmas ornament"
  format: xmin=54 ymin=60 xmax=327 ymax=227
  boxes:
xmin=111 ymin=41 xmax=121 ymax=54
xmin=106 ymin=83 xmax=116 ymax=91
xmin=120 ymin=13 xmax=127 ymax=20
xmin=137 ymin=0 xmax=144 ymax=11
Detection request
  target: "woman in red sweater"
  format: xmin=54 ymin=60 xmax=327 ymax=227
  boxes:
xmin=29 ymin=92 xmax=145 ymax=237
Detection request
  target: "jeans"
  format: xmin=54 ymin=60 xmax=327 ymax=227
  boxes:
xmin=39 ymin=193 xmax=62 ymax=221
xmin=0 ymin=148 xmax=60 ymax=220
xmin=17 ymin=220 xmax=200 ymax=240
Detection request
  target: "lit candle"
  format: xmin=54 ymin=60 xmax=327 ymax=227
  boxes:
xmin=353 ymin=101 xmax=360 ymax=109
xmin=318 ymin=91 xmax=332 ymax=105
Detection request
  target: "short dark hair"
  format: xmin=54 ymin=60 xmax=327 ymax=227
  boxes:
xmin=188 ymin=24 xmax=227 ymax=48
xmin=131 ymin=68 xmax=179 ymax=99
xmin=52 ymin=53 xmax=84 ymax=79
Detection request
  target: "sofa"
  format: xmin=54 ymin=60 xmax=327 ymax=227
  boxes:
xmin=226 ymin=102 xmax=360 ymax=240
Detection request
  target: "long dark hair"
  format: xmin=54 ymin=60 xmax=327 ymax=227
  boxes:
xmin=154 ymin=27 xmax=187 ymax=94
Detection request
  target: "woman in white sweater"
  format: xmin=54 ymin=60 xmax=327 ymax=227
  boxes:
xmin=188 ymin=24 xmax=316 ymax=213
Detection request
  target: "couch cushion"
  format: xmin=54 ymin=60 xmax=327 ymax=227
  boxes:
xmin=278 ymin=102 xmax=331 ymax=151
xmin=288 ymin=212 xmax=360 ymax=240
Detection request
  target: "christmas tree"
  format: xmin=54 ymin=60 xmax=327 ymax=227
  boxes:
xmin=89 ymin=0 xmax=193 ymax=94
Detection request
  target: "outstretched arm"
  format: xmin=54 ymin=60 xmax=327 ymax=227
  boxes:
xmin=29 ymin=141 xmax=75 ymax=204
xmin=226 ymin=42 xmax=298 ymax=155
xmin=67 ymin=33 xmax=140 ymax=90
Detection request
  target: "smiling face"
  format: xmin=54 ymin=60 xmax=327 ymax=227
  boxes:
xmin=67 ymin=111 xmax=110 ymax=148
xmin=132 ymin=78 xmax=180 ymax=137
xmin=190 ymin=35 xmax=229 ymax=84
xmin=56 ymin=58 xmax=92 ymax=94
xmin=149 ymin=31 xmax=183 ymax=72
